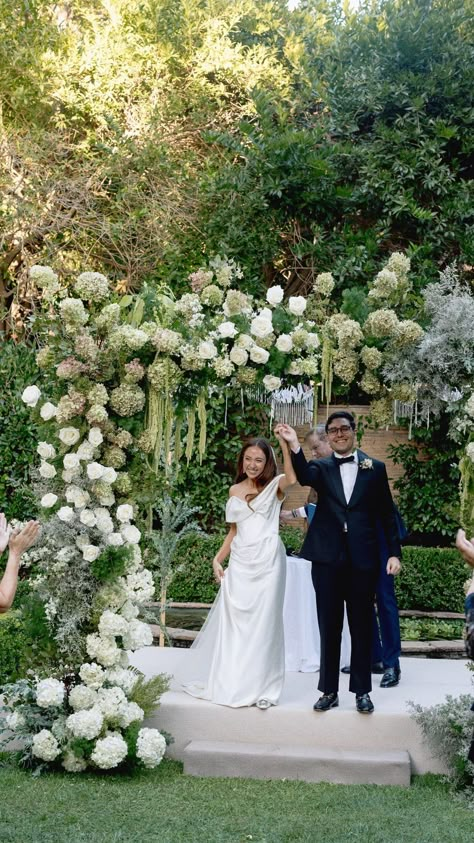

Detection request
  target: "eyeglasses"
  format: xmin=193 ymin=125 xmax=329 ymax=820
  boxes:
xmin=327 ymin=424 xmax=353 ymax=436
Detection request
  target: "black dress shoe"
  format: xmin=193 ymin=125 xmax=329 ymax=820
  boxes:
xmin=380 ymin=667 xmax=401 ymax=688
xmin=313 ymin=692 xmax=339 ymax=712
xmin=340 ymin=666 xmax=351 ymax=674
xmin=355 ymin=693 xmax=374 ymax=714
xmin=371 ymin=662 xmax=385 ymax=674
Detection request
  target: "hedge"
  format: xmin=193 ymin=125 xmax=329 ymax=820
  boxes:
xmin=168 ymin=539 xmax=469 ymax=613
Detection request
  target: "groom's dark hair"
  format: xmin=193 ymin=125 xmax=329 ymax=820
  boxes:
xmin=325 ymin=411 xmax=356 ymax=433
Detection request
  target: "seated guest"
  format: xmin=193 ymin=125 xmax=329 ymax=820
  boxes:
xmin=0 ymin=513 xmax=40 ymax=613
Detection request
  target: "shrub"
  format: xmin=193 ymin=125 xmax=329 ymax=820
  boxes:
xmin=395 ymin=546 xmax=470 ymax=613
xmin=0 ymin=613 xmax=27 ymax=684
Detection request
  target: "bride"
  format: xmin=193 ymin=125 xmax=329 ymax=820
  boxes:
xmin=182 ymin=434 xmax=296 ymax=708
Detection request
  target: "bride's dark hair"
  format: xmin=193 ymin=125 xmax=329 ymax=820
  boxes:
xmin=235 ymin=438 xmax=277 ymax=503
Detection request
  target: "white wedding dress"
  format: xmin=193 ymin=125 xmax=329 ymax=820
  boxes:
xmin=182 ymin=475 xmax=286 ymax=708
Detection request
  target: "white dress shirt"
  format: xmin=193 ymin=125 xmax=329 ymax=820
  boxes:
xmin=334 ymin=450 xmax=359 ymax=503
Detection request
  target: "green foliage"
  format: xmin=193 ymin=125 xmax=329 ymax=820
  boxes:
xmin=399 ymin=617 xmax=464 ymax=641
xmin=0 ymin=341 xmax=40 ymax=520
xmin=128 ymin=673 xmax=170 ymax=718
xmin=90 ymin=545 xmax=133 ymax=583
xmin=410 ymin=692 xmax=474 ymax=792
xmin=147 ymin=495 xmax=202 ymax=591
xmin=0 ymin=613 xmax=27 ymax=684
xmin=390 ymin=419 xmax=460 ymax=542
xmin=395 ymin=546 xmax=470 ymax=613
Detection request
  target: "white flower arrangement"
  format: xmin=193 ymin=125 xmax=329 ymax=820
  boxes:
xmin=59 ymin=427 xmax=81 ymax=446
xmin=262 ymin=375 xmax=282 ymax=392
xmin=41 ymin=493 xmax=58 ymax=509
xmin=67 ymin=707 xmax=104 ymax=739
xmin=136 ymin=728 xmax=166 ymax=768
xmin=90 ymin=733 xmax=128 ymax=769
xmin=37 ymin=442 xmax=56 ymax=460
xmin=68 ymin=685 xmax=98 ymax=711
xmin=39 ymin=462 xmax=57 ymax=479
xmin=288 ymin=296 xmax=307 ymax=316
xmin=57 ymin=506 xmax=75 ymax=523
xmin=88 ymin=427 xmax=104 ymax=446
xmin=36 ymin=678 xmax=65 ymax=708
xmin=266 ymin=285 xmax=284 ymax=306
xmin=21 ymin=385 xmax=41 ymax=407
xmin=39 ymin=402 xmax=57 ymax=420
xmin=116 ymin=504 xmax=133 ymax=523
xmin=32 ymin=730 xmax=61 ymax=762
xmin=250 ymin=314 xmax=273 ymax=339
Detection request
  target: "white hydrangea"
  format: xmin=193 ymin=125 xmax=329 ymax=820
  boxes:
xmin=120 ymin=600 xmax=140 ymax=621
xmin=249 ymin=346 xmax=270 ymax=364
xmin=40 ymin=402 xmax=57 ymax=420
xmin=262 ymin=375 xmax=282 ymax=392
xmin=88 ymin=427 xmax=104 ymax=447
xmin=21 ymin=385 xmax=41 ymax=407
xmin=69 ymin=685 xmax=98 ymax=711
xmin=82 ymin=545 xmax=101 ymax=562
xmin=57 ymin=506 xmax=75 ymax=523
xmin=122 ymin=619 xmax=153 ymax=650
xmin=266 ymin=285 xmax=284 ymax=306
xmin=118 ymin=702 xmax=144 ymax=728
xmin=288 ymin=296 xmax=307 ymax=316
xmin=121 ymin=524 xmax=141 ymax=545
xmin=96 ymin=686 xmax=128 ymax=721
xmin=62 ymin=750 xmax=88 ymax=772
xmin=6 ymin=710 xmax=25 ymax=731
xmin=91 ymin=732 xmax=128 ymax=769
xmin=105 ymin=666 xmax=138 ymax=694
xmin=37 ymin=442 xmax=56 ymax=460
xmin=87 ymin=462 xmax=106 ymax=480
xmin=39 ymin=461 xmax=57 ymax=479
xmin=41 ymin=493 xmax=58 ymax=509
xmin=59 ymin=427 xmax=81 ymax=446
xmin=75 ymin=271 xmax=109 ymax=302
xmin=98 ymin=610 xmax=129 ymax=639
xmin=124 ymin=569 xmax=155 ymax=604
xmin=86 ymin=634 xmax=122 ymax=666
xmin=276 ymin=334 xmax=293 ymax=353
xmin=36 ymin=678 xmax=65 ymax=708
xmin=32 ymin=729 xmax=60 ymax=762
xmin=67 ymin=707 xmax=104 ymax=739
xmin=79 ymin=509 xmax=97 ymax=528
xmin=77 ymin=442 xmax=95 ymax=461
xmin=79 ymin=662 xmax=105 ymax=689
xmin=250 ymin=315 xmax=273 ymax=339
xmin=229 ymin=346 xmax=248 ymax=366
xmin=116 ymin=504 xmax=133 ymax=523
xmin=136 ymin=728 xmax=166 ymax=768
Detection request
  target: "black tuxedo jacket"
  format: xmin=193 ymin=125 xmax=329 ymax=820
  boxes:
xmin=291 ymin=448 xmax=401 ymax=570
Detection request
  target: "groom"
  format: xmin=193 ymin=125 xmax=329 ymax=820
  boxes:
xmin=277 ymin=412 xmax=401 ymax=714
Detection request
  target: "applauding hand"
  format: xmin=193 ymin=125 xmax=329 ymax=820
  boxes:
xmin=0 ymin=513 xmax=11 ymax=555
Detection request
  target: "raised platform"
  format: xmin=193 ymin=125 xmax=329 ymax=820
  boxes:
xmin=130 ymin=647 xmax=473 ymax=780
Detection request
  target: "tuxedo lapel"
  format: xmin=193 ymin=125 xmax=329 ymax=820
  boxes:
xmin=347 ymin=449 xmax=370 ymax=506
xmin=329 ymin=454 xmax=348 ymax=506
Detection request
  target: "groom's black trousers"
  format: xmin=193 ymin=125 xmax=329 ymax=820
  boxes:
xmin=311 ymin=536 xmax=378 ymax=695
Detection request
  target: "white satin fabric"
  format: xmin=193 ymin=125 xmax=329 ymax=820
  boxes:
xmin=182 ymin=475 xmax=286 ymax=708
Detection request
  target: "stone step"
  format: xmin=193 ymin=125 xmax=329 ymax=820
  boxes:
xmin=183 ymin=740 xmax=411 ymax=786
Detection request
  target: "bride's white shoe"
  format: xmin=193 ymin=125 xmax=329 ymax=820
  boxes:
xmin=256 ymin=698 xmax=272 ymax=710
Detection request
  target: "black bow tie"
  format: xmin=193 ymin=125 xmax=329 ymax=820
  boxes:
xmin=336 ymin=454 xmax=355 ymax=465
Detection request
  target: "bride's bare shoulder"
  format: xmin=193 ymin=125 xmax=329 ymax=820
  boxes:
xmin=229 ymin=481 xmax=246 ymax=499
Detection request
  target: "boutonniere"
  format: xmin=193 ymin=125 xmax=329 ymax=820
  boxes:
xmin=360 ymin=458 xmax=373 ymax=470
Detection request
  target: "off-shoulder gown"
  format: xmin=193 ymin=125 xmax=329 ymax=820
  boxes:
xmin=182 ymin=475 xmax=286 ymax=707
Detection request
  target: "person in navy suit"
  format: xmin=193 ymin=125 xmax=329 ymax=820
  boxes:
xmin=276 ymin=412 xmax=401 ymax=714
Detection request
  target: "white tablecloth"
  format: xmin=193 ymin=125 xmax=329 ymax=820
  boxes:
xmin=283 ymin=555 xmax=351 ymax=673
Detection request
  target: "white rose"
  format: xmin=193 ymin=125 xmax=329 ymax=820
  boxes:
xmin=217 ymin=321 xmax=237 ymax=338
xmin=98 ymin=491 xmax=115 ymax=507
xmin=250 ymin=315 xmax=273 ymax=338
xmin=62 ymin=470 xmax=75 ymax=483
xmin=63 ymin=453 xmax=81 ymax=470
xmin=266 ymin=285 xmax=284 ymax=307
xmin=305 ymin=332 xmax=320 ymax=349
xmin=41 ymin=493 xmax=58 ymax=508
xmin=40 ymin=402 xmax=57 ymax=421
xmin=107 ymin=532 xmax=124 ymax=546
xmin=236 ymin=333 xmax=254 ymax=350
xmin=80 ymin=509 xmax=97 ymax=528
xmin=116 ymin=504 xmax=133 ymax=523
xmin=87 ymin=462 xmax=106 ymax=480
xmin=88 ymin=427 xmax=104 ymax=447
xmin=76 ymin=533 xmax=90 ymax=549
xmin=59 ymin=427 xmax=81 ymax=446
xmin=288 ymin=296 xmax=307 ymax=316
xmin=249 ymin=346 xmax=270 ymax=364
xmin=121 ymin=524 xmax=141 ymax=545
xmin=39 ymin=461 xmax=57 ymax=479
xmin=77 ymin=442 xmax=94 ymax=461
xmin=276 ymin=334 xmax=293 ymax=353
xmin=57 ymin=506 xmax=75 ymax=523
xmin=102 ymin=467 xmax=117 ymax=484
xmin=82 ymin=545 xmax=101 ymax=562
xmin=262 ymin=375 xmax=282 ymax=392
xmin=74 ymin=490 xmax=90 ymax=508
xmin=229 ymin=346 xmax=248 ymax=366
xmin=37 ymin=442 xmax=56 ymax=460
xmin=198 ymin=340 xmax=218 ymax=360
xmin=21 ymin=385 xmax=41 ymax=407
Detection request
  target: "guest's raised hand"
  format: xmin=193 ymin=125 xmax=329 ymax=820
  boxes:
xmin=8 ymin=520 xmax=40 ymax=559
xmin=0 ymin=513 xmax=11 ymax=554
xmin=456 ymin=529 xmax=474 ymax=568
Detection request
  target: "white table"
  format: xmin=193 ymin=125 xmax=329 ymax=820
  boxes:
xmin=283 ymin=555 xmax=351 ymax=673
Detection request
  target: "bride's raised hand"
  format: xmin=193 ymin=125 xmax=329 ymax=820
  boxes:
xmin=212 ymin=557 xmax=225 ymax=584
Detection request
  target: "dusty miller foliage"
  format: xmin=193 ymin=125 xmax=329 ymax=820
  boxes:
xmin=383 ymin=265 xmax=474 ymax=423
xmin=147 ymin=495 xmax=203 ymax=592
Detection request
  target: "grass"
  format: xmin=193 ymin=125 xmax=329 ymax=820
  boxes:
xmin=0 ymin=760 xmax=473 ymax=843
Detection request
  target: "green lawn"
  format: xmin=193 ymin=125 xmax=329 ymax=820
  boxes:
xmin=0 ymin=760 xmax=472 ymax=843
